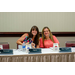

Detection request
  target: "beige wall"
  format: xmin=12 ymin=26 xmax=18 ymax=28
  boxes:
xmin=0 ymin=37 xmax=75 ymax=49
xmin=0 ymin=12 xmax=75 ymax=32
xmin=0 ymin=37 xmax=19 ymax=49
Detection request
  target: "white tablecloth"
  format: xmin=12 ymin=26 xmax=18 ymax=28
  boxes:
xmin=13 ymin=48 xmax=59 ymax=55
xmin=13 ymin=47 xmax=75 ymax=55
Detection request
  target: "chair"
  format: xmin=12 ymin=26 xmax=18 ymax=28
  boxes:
xmin=0 ymin=42 xmax=9 ymax=49
xmin=65 ymin=41 xmax=75 ymax=47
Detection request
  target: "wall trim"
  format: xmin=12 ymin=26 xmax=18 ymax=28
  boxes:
xmin=0 ymin=32 xmax=75 ymax=37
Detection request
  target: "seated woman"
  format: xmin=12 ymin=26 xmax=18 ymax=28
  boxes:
xmin=40 ymin=27 xmax=59 ymax=48
xmin=16 ymin=26 xmax=40 ymax=48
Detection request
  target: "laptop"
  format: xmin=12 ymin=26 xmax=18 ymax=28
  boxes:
xmin=0 ymin=49 xmax=13 ymax=55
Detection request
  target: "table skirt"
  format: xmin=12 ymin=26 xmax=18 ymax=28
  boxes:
xmin=0 ymin=52 xmax=75 ymax=62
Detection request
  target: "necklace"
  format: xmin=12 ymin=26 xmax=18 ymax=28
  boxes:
xmin=45 ymin=38 xmax=50 ymax=40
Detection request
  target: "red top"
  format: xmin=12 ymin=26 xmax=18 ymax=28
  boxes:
xmin=40 ymin=35 xmax=59 ymax=48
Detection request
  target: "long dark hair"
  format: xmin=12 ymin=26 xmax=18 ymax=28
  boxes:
xmin=29 ymin=26 xmax=40 ymax=46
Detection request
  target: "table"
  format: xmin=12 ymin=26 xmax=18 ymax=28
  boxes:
xmin=0 ymin=48 xmax=75 ymax=62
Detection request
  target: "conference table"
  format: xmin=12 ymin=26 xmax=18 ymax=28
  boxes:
xmin=0 ymin=47 xmax=75 ymax=62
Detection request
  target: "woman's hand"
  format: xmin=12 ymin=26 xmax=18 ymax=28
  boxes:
xmin=25 ymin=42 xmax=29 ymax=45
xmin=31 ymin=43 xmax=35 ymax=48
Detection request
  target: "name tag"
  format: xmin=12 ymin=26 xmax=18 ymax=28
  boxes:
xmin=0 ymin=45 xmax=3 ymax=49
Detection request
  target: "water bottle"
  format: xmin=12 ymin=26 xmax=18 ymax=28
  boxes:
xmin=22 ymin=42 xmax=26 ymax=51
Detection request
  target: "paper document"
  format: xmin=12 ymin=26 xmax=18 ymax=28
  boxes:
xmin=42 ymin=48 xmax=59 ymax=53
xmin=71 ymin=47 xmax=75 ymax=52
xmin=13 ymin=49 xmax=28 ymax=55
xmin=0 ymin=45 xmax=3 ymax=49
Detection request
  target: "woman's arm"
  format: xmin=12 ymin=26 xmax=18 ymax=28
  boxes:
xmin=36 ymin=41 xmax=40 ymax=48
xmin=36 ymin=45 xmax=39 ymax=48
xmin=16 ymin=33 xmax=28 ymax=45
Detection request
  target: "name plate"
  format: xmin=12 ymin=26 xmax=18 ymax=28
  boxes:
xmin=59 ymin=47 xmax=71 ymax=52
xmin=29 ymin=48 xmax=41 ymax=54
xmin=0 ymin=49 xmax=13 ymax=55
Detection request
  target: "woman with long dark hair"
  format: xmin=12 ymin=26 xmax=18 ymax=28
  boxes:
xmin=16 ymin=26 xmax=40 ymax=48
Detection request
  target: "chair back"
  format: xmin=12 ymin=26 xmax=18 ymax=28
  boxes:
xmin=0 ymin=42 xmax=9 ymax=49
xmin=65 ymin=41 xmax=75 ymax=47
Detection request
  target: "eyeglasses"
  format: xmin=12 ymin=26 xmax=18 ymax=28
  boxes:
xmin=44 ymin=30 xmax=49 ymax=32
